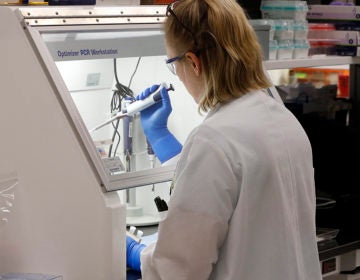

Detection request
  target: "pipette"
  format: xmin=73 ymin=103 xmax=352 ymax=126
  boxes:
xmin=89 ymin=82 xmax=174 ymax=133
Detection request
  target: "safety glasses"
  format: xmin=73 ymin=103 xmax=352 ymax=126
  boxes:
xmin=165 ymin=52 xmax=186 ymax=75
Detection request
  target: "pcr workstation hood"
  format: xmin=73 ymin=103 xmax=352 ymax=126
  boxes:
xmin=0 ymin=5 xmax=273 ymax=279
xmin=0 ymin=5 xmax=203 ymax=279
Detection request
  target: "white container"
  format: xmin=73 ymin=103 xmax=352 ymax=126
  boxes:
xmin=293 ymin=21 xmax=309 ymax=40
xmin=250 ymin=19 xmax=275 ymax=40
xmin=281 ymin=1 xmax=308 ymax=21
xmin=274 ymin=20 xmax=294 ymax=41
xmin=277 ymin=39 xmax=294 ymax=59
xmin=269 ymin=39 xmax=278 ymax=60
xmin=261 ymin=0 xmax=282 ymax=19
xmin=293 ymin=40 xmax=310 ymax=59
xmin=261 ymin=0 xmax=308 ymax=21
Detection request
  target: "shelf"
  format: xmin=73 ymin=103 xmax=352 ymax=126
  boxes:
xmin=264 ymin=56 xmax=360 ymax=70
xmin=318 ymin=239 xmax=360 ymax=262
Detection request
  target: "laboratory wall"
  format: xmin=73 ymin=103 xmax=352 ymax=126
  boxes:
xmin=55 ymin=56 xmax=205 ymax=222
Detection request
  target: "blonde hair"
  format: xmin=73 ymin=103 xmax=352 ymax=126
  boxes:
xmin=164 ymin=0 xmax=271 ymax=112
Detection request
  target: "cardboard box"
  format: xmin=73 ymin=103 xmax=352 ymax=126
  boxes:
xmin=307 ymin=5 xmax=360 ymax=21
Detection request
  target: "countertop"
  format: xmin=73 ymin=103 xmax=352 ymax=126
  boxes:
xmin=127 ymin=226 xmax=360 ymax=279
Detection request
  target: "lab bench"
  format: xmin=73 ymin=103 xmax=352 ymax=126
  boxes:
xmin=319 ymin=239 xmax=360 ymax=262
xmin=127 ymin=225 xmax=360 ymax=279
xmin=135 ymin=225 xmax=360 ymax=260
xmin=319 ymin=236 xmax=360 ymax=278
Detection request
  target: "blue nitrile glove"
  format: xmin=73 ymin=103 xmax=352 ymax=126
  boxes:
xmin=126 ymin=235 xmax=146 ymax=272
xmin=137 ymin=84 xmax=182 ymax=163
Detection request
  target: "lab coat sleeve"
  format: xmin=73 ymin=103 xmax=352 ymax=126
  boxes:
xmin=140 ymin=127 xmax=240 ymax=280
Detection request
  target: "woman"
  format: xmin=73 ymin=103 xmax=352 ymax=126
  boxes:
xmin=127 ymin=0 xmax=322 ymax=279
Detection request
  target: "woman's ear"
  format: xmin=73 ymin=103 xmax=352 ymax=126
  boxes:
xmin=185 ymin=52 xmax=202 ymax=76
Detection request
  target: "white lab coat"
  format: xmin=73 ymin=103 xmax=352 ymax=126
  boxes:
xmin=141 ymin=90 xmax=322 ymax=280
